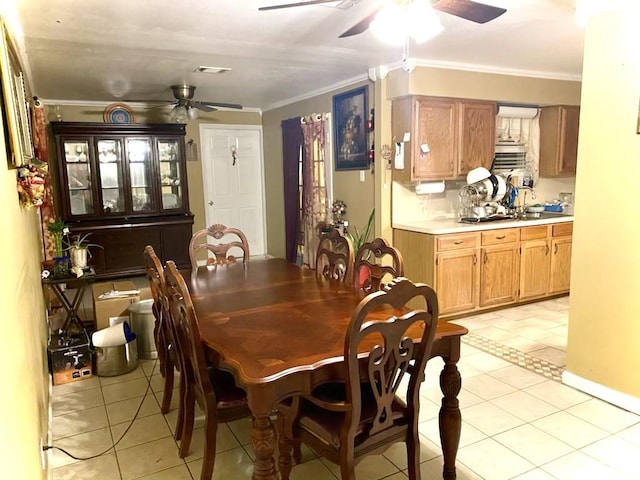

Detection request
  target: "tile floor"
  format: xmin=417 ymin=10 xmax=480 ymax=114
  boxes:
xmin=48 ymin=295 xmax=640 ymax=480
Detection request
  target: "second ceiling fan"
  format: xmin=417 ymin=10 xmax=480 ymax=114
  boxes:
xmin=259 ymin=0 xmax=507 ymax=38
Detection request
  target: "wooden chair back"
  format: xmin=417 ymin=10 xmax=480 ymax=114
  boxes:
xmin=188 ymin=224 xmax=250 ymax=272
xmin=315 ymin=229 xmax=354 ymax=284
xmin=143 ymin=245 xmax=178 ymax=413
xmin=279 ymin=277 xmax=439 ymax=480
xmin=353 ymin=237 xmax=405 ymax=294
xmin=164 ymin=261 xmax=249 ymax=480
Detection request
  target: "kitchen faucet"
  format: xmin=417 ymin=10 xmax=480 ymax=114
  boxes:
xmin=517 ymin=186 xmax=536 ymax=217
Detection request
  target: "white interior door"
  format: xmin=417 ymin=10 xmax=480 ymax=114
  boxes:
xmin=200 ymin=124 xmax=266 ymax=256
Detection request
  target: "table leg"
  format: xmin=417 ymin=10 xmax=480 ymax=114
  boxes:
xmin=439 ymin=359 xmax=462 ymax=480
xmin=58 ymin=283 xmax=89 ymax=334
xmin=250 ymin=413 xmax=278 ymax=480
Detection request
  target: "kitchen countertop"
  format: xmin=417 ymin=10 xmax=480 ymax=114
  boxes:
xmin=393 ymin=214 xmax=574 ymax=235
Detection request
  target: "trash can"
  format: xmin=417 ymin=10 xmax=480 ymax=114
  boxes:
xmin=94 ymin=339 xmax=138 ymax=377
xmin=92 ymin=321 xmax=139 ymax=377
xmin=128 ymin=299 xmax=157 ymax=360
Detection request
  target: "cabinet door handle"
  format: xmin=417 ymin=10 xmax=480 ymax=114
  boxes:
xmin=473 ymin=253 xmax=477 ymax=265
xmin=453 ymin=240 xmax=464 ymax=245
xmin=545 ymin=244 xmax=549 ymax=255
xmin=483 ymin=252 xmax=488 ymax=264
xmin=208 ymin=201 xmax=214 ymax=206
xmin=496 ymin=235 xmax=506 ymax=240
xmin=554 ymin=244 xmax=558 ymax=254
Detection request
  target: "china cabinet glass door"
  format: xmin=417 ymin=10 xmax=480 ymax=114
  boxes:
xmin=63 ymin=139 xmax=94 ymax=215
xmin=126 ymin=138 xmax=155 ymax=212
xmin=97 ymin=139 xmax=125 ymax=214
xmin=157 ymin=138 xmax=183 ymax=210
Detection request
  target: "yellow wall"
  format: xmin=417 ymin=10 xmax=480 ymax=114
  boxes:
xmin=0 ymin=111 xmax=49 ymax=479
xmin=262 ymin=81 xmax=375 ymax=259
xmin=565 ymin=7 xmax=640 ymax=398
xmin=46 ymin=105 xmax=262 ymax=233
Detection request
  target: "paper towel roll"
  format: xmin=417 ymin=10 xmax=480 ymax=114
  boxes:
xmin=496 ymin=105 xmax=539 ymax=119
xmin=92 ymin=321 xmax=136 ymax=348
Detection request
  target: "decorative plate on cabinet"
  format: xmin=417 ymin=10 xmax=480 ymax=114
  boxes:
xmin=103 ymin=103 xmax=135 ymax=124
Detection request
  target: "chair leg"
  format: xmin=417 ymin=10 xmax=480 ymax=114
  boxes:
xmin=179 ymin=388 xmax=196 ymax=457
xmin=175 ymin=371 xmax=187 ymax=440
xmin=406 ymin=428 xmax=421 ymax=480
xmin=160 ymin=356 xmax=174 ymax=414
xmin=277 ymin=410 xmax=294 ymax=480
xmin=200 ymin=404 xmax=217 ymax=480
xmin=155 ymin=320 xmax=166 ymax=378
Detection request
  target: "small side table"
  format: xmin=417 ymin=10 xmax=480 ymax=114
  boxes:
xmin=42 ymin=268 xmax=96 ymax=335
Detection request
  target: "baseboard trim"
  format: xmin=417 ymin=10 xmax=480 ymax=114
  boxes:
xmin=562 ymin=370 xmax=640 ymax=415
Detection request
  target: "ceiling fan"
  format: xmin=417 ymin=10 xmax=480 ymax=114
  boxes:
xmin=258 ymin=0 xmax=507 ymax=38
xmin=132 ymin=85 xmax=243 ymax=121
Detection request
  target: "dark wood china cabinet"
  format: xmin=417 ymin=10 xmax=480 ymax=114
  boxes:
xmin=51 ymin=122 xmax=194 ymax=279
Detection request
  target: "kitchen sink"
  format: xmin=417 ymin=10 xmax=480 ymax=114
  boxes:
xmin=519 ymin=211 xmax=572 ymax=220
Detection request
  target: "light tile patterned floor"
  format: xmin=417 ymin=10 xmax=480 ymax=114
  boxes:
xmin=48 ymin=296 xmax=640 ymax=480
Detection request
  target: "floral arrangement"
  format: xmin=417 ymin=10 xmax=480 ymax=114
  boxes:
xmin=332 ymin=199 xmax=347 ymax=224
xmin=17 ymin=159 xmax=48 ymax=208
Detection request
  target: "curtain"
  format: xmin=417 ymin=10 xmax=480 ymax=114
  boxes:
xmin=301 ymin=115 xmax=330 ymax=269
xmin=496 ymin=115 xmax=541 ymax=184
xmin=32 ymin=98 xmax=57 ymax=260
xmin=281 ymin=117 xmax=304 ymax=263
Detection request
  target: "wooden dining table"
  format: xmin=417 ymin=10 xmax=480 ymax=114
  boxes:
xmin=187 ymin=258 xmax=467 ymax=480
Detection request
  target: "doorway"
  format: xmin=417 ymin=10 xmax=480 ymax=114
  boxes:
xmin=199 ymin=124 xmax=266 ymax=256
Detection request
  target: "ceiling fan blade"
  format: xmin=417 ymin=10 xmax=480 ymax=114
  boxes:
xmin=259 ymin=0 xmax=341 ymax=11
xmin=192 ymin=102 xmax=217 ymax=112
xmin=432 ymin=0 xmax=506 ymax=24
xmin=338 ymin=7 xmax=381 ymax=38
xmin=198 ymin=101 xmax=243 ymax=110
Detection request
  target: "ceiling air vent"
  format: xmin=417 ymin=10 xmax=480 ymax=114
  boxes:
xmin=194 ymin=66 xmax=231 ymax=74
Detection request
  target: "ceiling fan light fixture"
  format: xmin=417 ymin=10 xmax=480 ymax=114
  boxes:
xmin=170 ymin=105 xmax=188 ymax=123
xmin=187 ymin=106 xmax=199 ymax=120
xmin=370 ymin=0 xmax=443 ymax=45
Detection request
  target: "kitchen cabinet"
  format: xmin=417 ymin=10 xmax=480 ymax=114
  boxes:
xmin=393 ymin=221 xmax=572 ymax=319
xmin=479 ymin=229 xmax=520 ymax=307
xmin=519 ymin=226 xmax=551 ymax=300
xmin=549 ymin=223 xmax=573 ymax=294
xmin=539 ymin=105 xmax=580 ymax=176
xmin=51 ymin=122 xmax=194 ymax=278
xmin=391 ymin=96 xmax=495 ymax=182
xmin=435 ymin=232 xmax=480 ymax=315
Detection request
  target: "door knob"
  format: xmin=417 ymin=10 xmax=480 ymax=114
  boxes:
xmin=208 ymin=201 xmax=214 ymax=206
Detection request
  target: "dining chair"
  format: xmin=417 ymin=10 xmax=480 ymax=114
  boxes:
xmin=143 ymin=245 xmax=175 ymax=414
xmin=164 ymin=260 xmax=250 ymax=480
xmin=277 ymin=277 xmax=440 ymax=480
xmin=315 ymin=229 xmax=354 ymax=284
xmin=188 ymin=223 xmax=250 ymax=272
xmin=353 ymin=237 xmax=405 ymax=294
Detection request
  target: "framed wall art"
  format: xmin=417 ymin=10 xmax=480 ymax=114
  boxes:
xmin=1 ymin=17 xmax=34 ymax=167
xmin=333 ymin=86 xmax=368 ymax=171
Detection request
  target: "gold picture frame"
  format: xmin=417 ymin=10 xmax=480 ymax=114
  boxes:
xmin=1 ymin=17 xmax=34 ymax=167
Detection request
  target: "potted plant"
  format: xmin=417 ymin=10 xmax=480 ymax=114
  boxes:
xmin=65 ymin=232 xmax=103 ymax=269
xmin=346 ymin=208 xmax=375 ymax=288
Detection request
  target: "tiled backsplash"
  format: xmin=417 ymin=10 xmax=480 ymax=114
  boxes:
xmin=392 ymin=176 xmax=576 ymax=223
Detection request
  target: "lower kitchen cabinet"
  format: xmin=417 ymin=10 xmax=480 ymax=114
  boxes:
xmin=393 ymin=222 xmax=572 ymax=318
xmin=549 ymin=223 xmax=573 ymax=294
xmin=519 ymin=225 xmax=551 ymax=300
xmin=436 ymin=249 xmax=479 ymax=315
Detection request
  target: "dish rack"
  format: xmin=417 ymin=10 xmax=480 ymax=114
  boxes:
xmin=457 ymin=184 xmax=482 ymax=219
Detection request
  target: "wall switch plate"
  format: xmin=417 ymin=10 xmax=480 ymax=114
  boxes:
xmin=359 ymin=170 xmax=365 ymax=182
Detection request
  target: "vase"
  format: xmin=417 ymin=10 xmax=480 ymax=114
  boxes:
xmin=69 ymin=247 xmax=88 ymax=269
xmin=53 ymin=256 xmax=70 ymax=277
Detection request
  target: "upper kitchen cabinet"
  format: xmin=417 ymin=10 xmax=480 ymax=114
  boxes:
xmin=391 ymin=96 xmax=496 ymax=181
xmin=539 ymin=105 xmax=580 ymax=176
xmin=51 ymin=122 xmax=194 ymax=278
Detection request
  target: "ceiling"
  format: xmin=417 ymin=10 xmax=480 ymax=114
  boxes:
xmin=13 ymin=0 xmax=585 ymax=111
